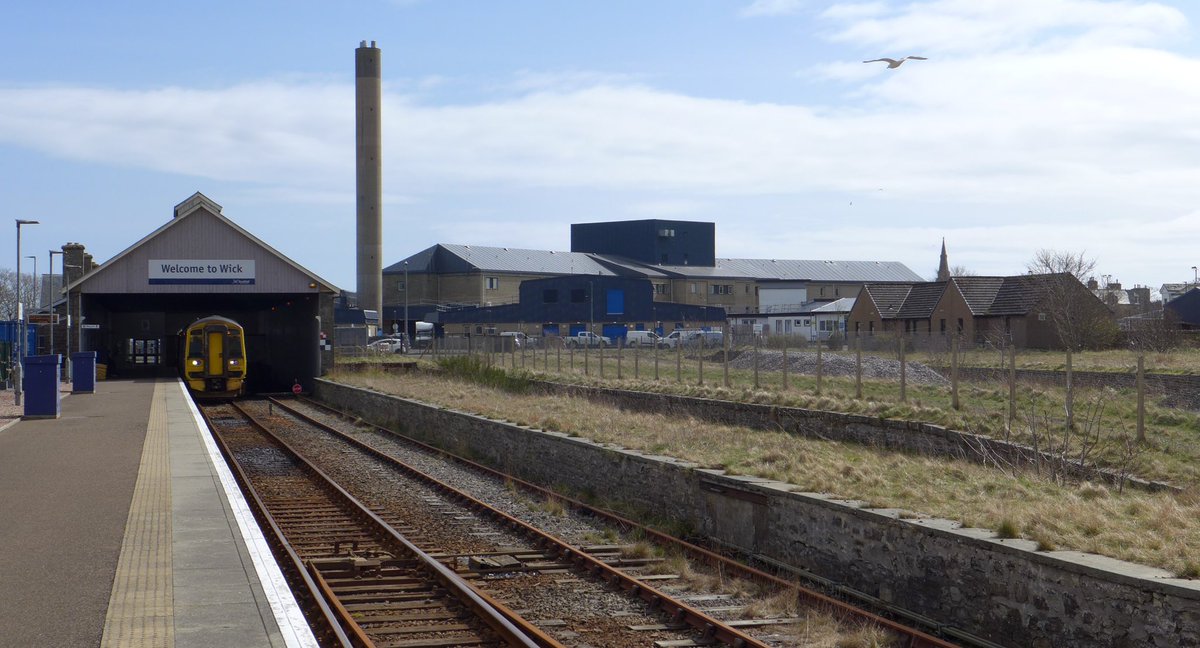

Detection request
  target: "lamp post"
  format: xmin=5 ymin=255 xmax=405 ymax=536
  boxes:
xmin=63 ymin=263 xmax=80 ymax=382
xmin=25 ymin=255 xmax=38 ymax=310
xmin=403 ymin=261 xmax=409 ymax=346
xmin=49 ymin=250 xmax=62 ymax=360
xmin=14 ymin=219 xmax=39 ymax=406
xmin=1193 ymin=266 xmax=1198 ymax=286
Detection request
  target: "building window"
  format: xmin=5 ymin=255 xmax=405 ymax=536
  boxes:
xmin=1038 ymin=312 xmax=1047 ymax=321
xmin=939 ymin=319 xmax=946 ymax=334
xmin=957 ymin=318 xmax=964 ymax=333
xmin=654 ymin=283 xmax=668 ymax=295
xmin=689 ymin=283 xmax=698 ymax=294
xmin=745 ymin=285 xmax=750 ymax=294
xmin=543 ymin=289 xmax=558 ymax=303
xmin=819 ymin=287 xmax=825 ymax=297
xmin=127 ymin=338 xmax=161 ymax=365
xmin=710 ymin=284 xmax=732 ymax=295
xmin=397 ymin=280 xmax=406 ymax=290
xmin=835 ymin=287 xmax=840 ymax=296
xmin=485 ymin=276 xmax=499 ymax=290
xmin=869 ymin=321 xmax=875 ymax=335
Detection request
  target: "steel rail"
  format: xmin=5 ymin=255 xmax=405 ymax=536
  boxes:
xmin=227 ymin=401 xmax=557 ymax=648
xmin=287 ymin=395 xmax=965 ymax=648
xmin=198 ymin=405 xmax=357 ymax=648
xmin=268 ymin=398 xmax=773 ymax=648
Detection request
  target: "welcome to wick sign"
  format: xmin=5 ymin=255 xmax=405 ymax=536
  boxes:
xmin=149 ymin=260 xmax=256 ymax=285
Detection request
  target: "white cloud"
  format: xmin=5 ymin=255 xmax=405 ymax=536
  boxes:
xmin=741 ymin=0 xmax=807 ymax=17
xmin=0 ymin=0 xmax=1197 ymax=289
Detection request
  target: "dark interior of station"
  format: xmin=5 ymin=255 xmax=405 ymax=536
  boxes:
xmin=79 ymin=293 xmax=321 ymax=393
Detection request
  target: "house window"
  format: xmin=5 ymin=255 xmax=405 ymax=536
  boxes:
xmin=869 ymin=321 xmax=875 ymax=335
xmin=485 ymin=276 xmax=499 ymax=290
xmin=543 ymin=289 xmax=558 ymax=303
xmin=939 ymin=319 xmax=946 ymax=333
xmin=1038 ymin=312 xmax=1047 ymax=321
xmin=957 ymin=318 xmax=964 ymax=333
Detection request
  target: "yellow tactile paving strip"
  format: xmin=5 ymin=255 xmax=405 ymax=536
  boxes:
xmin=100 ymin=381 xmax=173 ymax=648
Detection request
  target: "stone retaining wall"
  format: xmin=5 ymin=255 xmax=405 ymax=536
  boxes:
xmin=315 ymin=379 xmax=1200 ymax=648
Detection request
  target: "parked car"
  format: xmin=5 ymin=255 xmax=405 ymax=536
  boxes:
xmin=367 ymin=335 xmax=409 ymax=354
xmin=566 ymin=331 xmax=611 ymax=348
xmin=499 ymin=331 xmax=527 ymax=348
xmin=626 ymin=330 xmax=663 ymax=347
xmin=661 ymin=330 xmax=693 ymax=349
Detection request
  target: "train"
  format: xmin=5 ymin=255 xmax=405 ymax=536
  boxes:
xmin=181 ymin=315 xmax=247 ymax=398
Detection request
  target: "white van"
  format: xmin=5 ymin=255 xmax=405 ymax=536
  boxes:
xmin=626 ymin=330 xmax=662 ymax=347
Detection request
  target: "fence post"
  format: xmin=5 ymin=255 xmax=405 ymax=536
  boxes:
xmin=1065 ymin=348 xmax=1074 ymax=429
xmin=899 ymin=334 xmax=906 ymax=403
xmin=753 ymin=335 xmax=760 ymax=389
xmin=782 ymin=345 xmax=789 ymax=390
xmin=655 ymin=340 xmax=660 ymax=381
xmin=634 ymin=341 xmax=639 ymax=379
xmin=816 ymin=338 xmax=823 ymax=395
xmin=723 ymin=327 xmax=730 ymax=388
xmin=951 ymin=335 xmax=960 ymax=411
xmin=584 ymin=341 xmax=590 ymax=376
xmin=1137 ymin=352 xmax=1145 ymax=442
xmin=854 ymin=334 xmax=862 ymax=399
xmin=599 ymin=338 xmax=605 ymax=379
xmin=557 ymin=343 xmax=562 ymax=373
xmin=511 ymin=340 xmax=516 ymax=370
xmin=697 ymin=335 xmax=705 ymax=386
xmin=676 ymin=337 xmax=682 ymax=383
xmin=569 ymin=343 xmax=574 ymax=373
xmin=617 ymin=338 xmax=623 ymax=380
xmin=1008 ymin=341 xmax=1016 ymax=431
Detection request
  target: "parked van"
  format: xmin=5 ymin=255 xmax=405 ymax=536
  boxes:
xmin=686 ymin=330 xmax=724 ymax=349
xmin=626 ymin=330 xmax=663 ymax=347
xmin=661 ymin=330 xmax=692 ymax=348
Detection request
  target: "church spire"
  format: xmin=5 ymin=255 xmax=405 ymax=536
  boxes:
xmin=937 ymin=238 xmax=950 ymax=281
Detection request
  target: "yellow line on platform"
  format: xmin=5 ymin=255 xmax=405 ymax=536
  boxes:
xmin=100 ymin=381 xmax=174 ymax=648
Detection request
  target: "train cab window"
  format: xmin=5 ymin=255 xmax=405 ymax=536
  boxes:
xmin=227 ymin=332 xmax=244 ymax=358
xmin=188 ymin=332 xmax=204 ymax=356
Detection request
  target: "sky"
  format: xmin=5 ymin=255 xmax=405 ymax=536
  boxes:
xmin=2 ymin=0 xmax=1199 ymax=296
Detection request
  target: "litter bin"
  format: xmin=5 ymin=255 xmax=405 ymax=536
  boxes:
xmin=23 ymin=354 xmax=62 ymax=419
xmin=72 ymin=352 xmax=97 ymax=394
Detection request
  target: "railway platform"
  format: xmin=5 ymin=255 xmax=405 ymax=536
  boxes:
xmin=0 ymin=378 xmax=315 ymax=648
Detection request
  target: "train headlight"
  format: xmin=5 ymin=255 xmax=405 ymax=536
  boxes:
xmin=228 ymin=359 xmax=241 ymax=367
xmin=190 ymin=359 xmax=202 ymax=367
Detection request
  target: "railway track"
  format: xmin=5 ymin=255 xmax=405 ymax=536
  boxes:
xmin=212 ymin=398 xmax=775 ymax=647
xmin=201 ymin=403 xmax=553 ymax=648
xmin=271 ymin=395 xmax=966 ymax=648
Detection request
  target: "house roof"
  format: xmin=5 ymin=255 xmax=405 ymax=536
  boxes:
xmin=861 ymin=283 xmax=915 ymax=319
xmin=67 ymin=192 xmax=339 ymax=293
xmin=862 ymin=273 xmax=1084 ymax=321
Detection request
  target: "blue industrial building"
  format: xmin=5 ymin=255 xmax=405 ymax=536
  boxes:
xmin=571 ymin=219 xmax=716 ymax=267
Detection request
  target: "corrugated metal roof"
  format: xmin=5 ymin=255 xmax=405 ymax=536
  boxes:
xmin=385 ymin=244 xmax=617 ymax=276
xmin=715 ymin=258 xmax=924 ymax=282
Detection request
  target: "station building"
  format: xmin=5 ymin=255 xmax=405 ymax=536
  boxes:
xmin=48 ymin=193 xmax=337 ymax=392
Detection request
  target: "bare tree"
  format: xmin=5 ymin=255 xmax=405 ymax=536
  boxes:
xmin=949 ymin=264 xmax=976 ymax=277
xmin=1025 ymin=250 xmax=1118 ymax=349
xmin=0 ymin=268 xmax=41 ymax=321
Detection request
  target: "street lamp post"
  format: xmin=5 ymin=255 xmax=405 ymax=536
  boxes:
xmin=25 ymin=255 xmax=38 ymax=311
xmin=403 ymin=261 xmax=409 ymax=346
xmin=14 ymin=219 xmax=39 ymax=406
xmin=49 ymin=250 xmax=62 ymax=360
xmin=63 ymin=263 xmax=81 ymax=382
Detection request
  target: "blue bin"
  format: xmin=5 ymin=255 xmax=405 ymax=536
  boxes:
xmin=72 ymin=352 xmax=97 ymax=394
xmin=23 ymin=354 xmax=62 ymax=419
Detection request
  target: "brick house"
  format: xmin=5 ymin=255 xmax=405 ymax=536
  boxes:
xmin=848 ymin=273 xmax=1114 ymax=349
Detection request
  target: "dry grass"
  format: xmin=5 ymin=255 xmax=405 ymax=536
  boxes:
xmin=335 ymin=367 xmax=1200 ymax=578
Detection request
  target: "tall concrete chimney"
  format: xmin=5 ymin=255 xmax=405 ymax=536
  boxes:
xmin=355 ymin=40 xmax=382 ymax=318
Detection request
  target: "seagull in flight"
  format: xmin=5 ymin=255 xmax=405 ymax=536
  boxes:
xmin=863 ymin=56 xmax=927 ymax=69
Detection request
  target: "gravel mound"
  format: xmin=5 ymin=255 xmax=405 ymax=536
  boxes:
xmin=727 ymin=349 xmax=949 ymax=385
